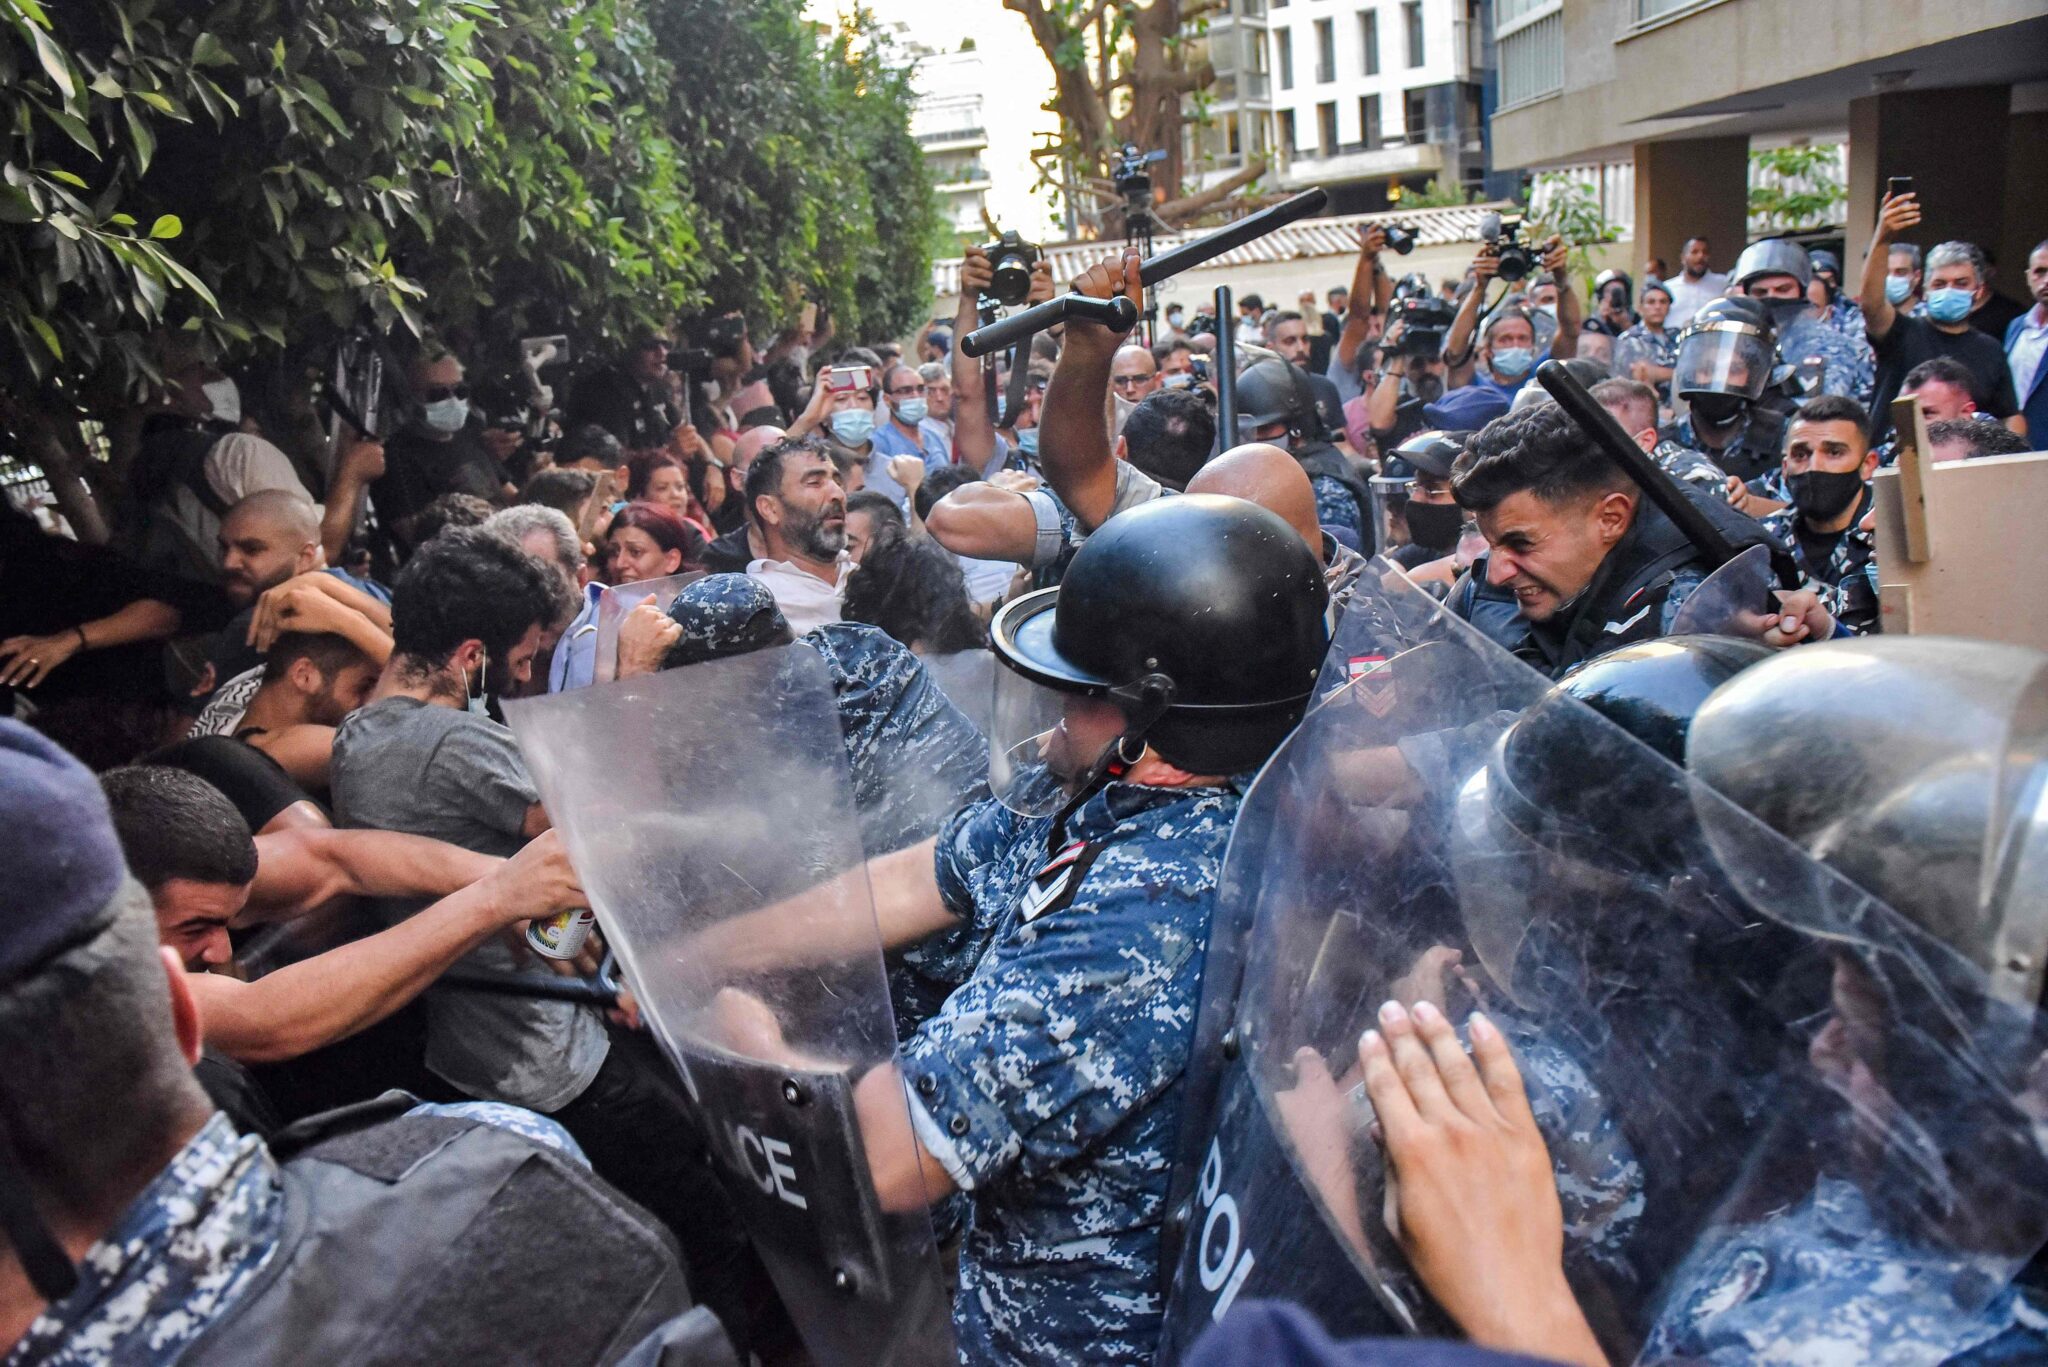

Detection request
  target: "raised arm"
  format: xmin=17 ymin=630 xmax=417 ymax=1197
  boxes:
xmin=1545 ymin=237 xmax=1580 ymax=361
xmin=1860 ymin=191 xmax=1920 ymax=344
xmin=1443 ymin=248 xmax=1499 ymax=385
xmin=197 ymin=831 xmax=581 ymax=1062
xmin=319 ymin=441 xmax=385 ymax=565
xmin=246 ymin=827 xmax=502 ymax=923
xmin=1039 ymin=251 xmax=1144 ymax=531
xmin=952 ymin=247 xmax=1000 ymax=473
xmin=1336 ymin=225 xmax=1390 ymax=373
xmin=927 ymin=482 xmax=1043 ymax=565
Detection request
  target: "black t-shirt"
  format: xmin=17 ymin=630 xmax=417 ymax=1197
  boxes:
xmin=371 ymin=425 xmax=511 ymax=533
xmin=1869 ymin=313 xmax=2019 ymax=443
xmin=565 ymin=366 xmax=679 ymax=451
xmin=150 ymin=733 xmax=320 ymax=831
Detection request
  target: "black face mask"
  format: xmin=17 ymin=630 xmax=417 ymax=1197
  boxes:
xmin=1689 ymin=393 xmax=1747 ymax=430
xmin=1404 ymin=500 xmax=1464 ymax=552
xmin=1786 ymin=469 xmax=1865 ymax=522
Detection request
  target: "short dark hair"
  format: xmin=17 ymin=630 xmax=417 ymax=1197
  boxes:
xmin=1902 ymin=357 xmax=1982 ymax=405
xmin=406 ymin=491 xmax=495 ymax=549
xmin=841 ymin=530 xmax=985 ymax=654
xmin=914 ymin=465 xmax=982 ymax=523
xmin=100 ymin=766 xmax=258 ymax=891
xmin=1123 ymin=388 xmax=1218 ymax=491
xmin=737 ymin=405 xmax=783 ymax=431
xmin=0 ymin=885 xmax=211 ymax=1241
xmin=624 ymin=449 xmax=684 ymax=502
xmin=745 ymin=436 xmax=834 ymax=523
xmin=390 ymin=525 xmax=562 ymax=668
xmin=1927 ymin=418 xmax=2029 ymax=459
xmin=846 ymin=489 xmax=907 ymax=534
xmin=558 ymin=423 xmax=622 ymax=468
xmin=1271 ymin=310 xmax=1304 ymax=327
xmin=1791 ymin=394 xmax=1871 ymax=433
xmin=1451 ymin=401 xmax=1633 ymax=513
xmin=520 ymin=467 xmax=598 ymax=519
xmin=1150 ymin=338 xmax=1191 ymax=366
xmin=1241 ymin=294 xmax=1265 ymax=312
xmin=262 ymin=630 xmax=373 ymax=686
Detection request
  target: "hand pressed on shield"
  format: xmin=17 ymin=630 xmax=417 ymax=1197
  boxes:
xmin=616 ymin=600 xmax=682 ymax=679
xmin=1361 ymin=1000 xmax=1607 ymax=1367
xmin=1758 ymin=586 xmax=1837 ymax=648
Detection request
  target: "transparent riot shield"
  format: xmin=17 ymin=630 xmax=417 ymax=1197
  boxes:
xmin=591 ymin=571 xmax=705 ymax=683
xmin=1667 ymin=543 xmax=1776 ymax=638
xmin=1159 ymin=570 xmax=2048 ymax=1363
xmin=505 ymin=648 xmax=953 ymax=1366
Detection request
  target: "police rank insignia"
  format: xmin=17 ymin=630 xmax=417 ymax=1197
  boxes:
xmin=1019 ymin=839 xmax=1104 ymax=923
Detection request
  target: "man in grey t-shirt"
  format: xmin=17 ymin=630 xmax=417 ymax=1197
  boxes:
xmin=327 ymin=527 xmax=776 ymax=1354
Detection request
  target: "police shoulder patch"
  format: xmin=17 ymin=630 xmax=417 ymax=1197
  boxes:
xmin=1019 ymin=839 xmax=1106 ymax=923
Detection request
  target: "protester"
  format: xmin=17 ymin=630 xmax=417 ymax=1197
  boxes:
xmin=2005 ymin=240 xmax=2048 ymax=449
xmin=870 ymin=364 xmax=951 ymax=490
xmin=700 ymin=424 xmax=783 ymax=572
xmin=1861 ymin=194 xmax=2023 ymax=445
xmin=840 ymin=527 xmax=985 ymax=655
xmin=916 ymin=360 xmax=955 ymax=454
xmin=623 ymin=449 xmax=704 ymax=528
xmin=566 ymin=330 xmax=684 ymax=452
xmin=1663 ymin=236 xmax=1730 ymax=330
xmin=843 ymin=489 xmax=906 ymax=565
xmin=740 ymin=435 xmax=850 ymax=634
xmin=371 ymin=347 xmax=517 ymax=545
xmin=1111 ymin=343 xmax=1161 ymax=402
xmin=603 ymin=500 xmax=703 ymax=585
xmin=1886 ymin=242 xmax=1926 ymax=316
xmin=1928 ymin=417 xmax=2031 ymax=462
xmin=187 ymin=631 xmax=380 ymax=793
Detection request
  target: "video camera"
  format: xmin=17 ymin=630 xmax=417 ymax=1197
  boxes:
xmin=667 ymin=314 xmax=749 ymax=375
xmin=1390 ymin=296 xmax=1456 ymax=358
xmin=979 ymin=230 xmax=1042 ymax=308
xmin=1480 ymin=211 xmax=1537 ymax=284
xmin=1383 ymin=222 xmax=1420 ymax=255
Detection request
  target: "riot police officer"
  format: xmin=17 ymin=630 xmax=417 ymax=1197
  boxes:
xmin=1235 ymin=357 xmax=1375 ymax=552
xmin=1369 ymin=429 xmax=1469 ymax=573
xmin=1661 ymin=296 xmax=1800 ymax=484
xmin=1447 ymin=399 xmax=1780 ymax=677
xmin=1730 ymin=237 xmax=1873 ymax=403
xmin=701 ymin=497 xmax=1330 ymax=1365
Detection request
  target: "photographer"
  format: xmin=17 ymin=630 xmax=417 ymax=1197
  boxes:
xmin=564 ymin=330 xmax=684 ymax=454
xmin=1367 ymin=297 xmax=1456 ymax=449
xmin=1443 ymin=231 xmax=1577 ymax=399
xmin=950 ymin=240 xmax=1056 ymax=477
xmin=1330 ymin=225 xmax=1397 ymax=402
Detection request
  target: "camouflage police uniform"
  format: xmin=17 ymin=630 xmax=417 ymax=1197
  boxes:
xmin=1759 ymin=491 xmax=1880 ymax=634
xmin=1640 ymin=1176 xmax=2048 ymax=1365
xmin=1651 ymin=440 xmax=1734 ymax=502
xmin=1778 ymin=317 xmax=1873 ymax=404
xmin=1310 ymin=475 xmax=1368 ymax=553
xmin=898 ymin=781 xmax=1240 ymax=1365
xmin=1809 ymin=301 xmax=1878 ymax=402
xmin=1616 ymin=323 xmax=1681 ymax=405
xmin=1506 ymin=1023 xmax=1647 ymax=1290
xmin=5 ymin=1104 xmax=581 ymax=1367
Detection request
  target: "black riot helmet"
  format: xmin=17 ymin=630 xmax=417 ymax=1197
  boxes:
xmin=1554 ymin=634 xmax=1774 ymax=767
xmin=1674 ymin=296 xmax=1775 ymax=428
xmin=988 ymin=496 xmax=1329 ymax=814
xmin=1687 ymin=636 xmax=2048 ymax=1005
xmin=1234 ymin=359 xmax=1325 ymax=442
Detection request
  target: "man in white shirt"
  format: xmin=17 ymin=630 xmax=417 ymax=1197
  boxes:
xmin=1663 ymin=236 xmax=1732 ymax=332
xmin=742 ymin=436 xmax=852 ymax=634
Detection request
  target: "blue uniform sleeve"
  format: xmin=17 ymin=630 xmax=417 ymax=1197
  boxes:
xmin=932 ymin=797 xmax=1021 ymax=922
xmin=1311 ymin=474 xmax=1365 ymax=550
xmin=900 ymin=835 xmax=1214 ymax=1187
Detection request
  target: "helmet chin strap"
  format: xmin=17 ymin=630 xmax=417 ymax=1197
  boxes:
xmin=1048 ymin=674 xmax=1175 ymax=848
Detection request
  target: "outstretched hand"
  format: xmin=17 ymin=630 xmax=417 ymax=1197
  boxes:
xmin=1361 ymin=1000 xmax=1607 ymax=1366
xmin=1065 ymin=250 xmax=1144 ymax=357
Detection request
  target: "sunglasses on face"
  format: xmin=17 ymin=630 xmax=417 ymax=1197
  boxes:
xmin=422 ymin=383 xmax=471 ymax=402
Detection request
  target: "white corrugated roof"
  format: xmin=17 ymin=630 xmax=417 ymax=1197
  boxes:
xmin=930 ymin=201 xmax=1514 ymax=296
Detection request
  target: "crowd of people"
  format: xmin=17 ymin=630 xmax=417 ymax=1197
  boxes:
xmin=2 ymin=173 xmax=2046 ymax=1367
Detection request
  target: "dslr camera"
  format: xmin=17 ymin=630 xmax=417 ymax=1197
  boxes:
xmin=1480 ymin=211 xmax=1537 ymax=284
xmin=1391 ymin=296 xmax=1456 ymax=358
xmin=667 ymin=314 xmax=749 ymax=375
xmin=979 ymin=230 xmax=1042 ymax=308
xmin=1382 ymin=222 xmax=1420 ymax=255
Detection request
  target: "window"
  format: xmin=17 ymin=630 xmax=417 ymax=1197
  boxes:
xmin=1404 ymin=0 xmax=1424 ymax=66
xmin=1497 ymin=10 xmax=1562 ymax=106
xmin=1228 ymin=118 xmax=1242 ymax=156
xmin=1359 ymin=10 xmax=1380 ymax=75
xmin=1359 ymin=94 xmax=1381 ymax=149
xmin=1279 ymin=108 xmax=1298 ymax=151
xmin=1404 ymin=87 xmax=1427 ymax=140
xmin=1277 ymin=30 xmax=1294 ymax=89
xmin=1314 ymin=18 xmax=1336 ymax=82
xmin=1317 ymin=100 xmax=1338 ymax=155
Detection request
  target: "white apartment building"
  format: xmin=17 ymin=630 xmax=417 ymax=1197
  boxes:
xmin=1189 ymin=0 xmax=1499 ymax=214
xmin=907 ymin=47 xmax=994 ymax=238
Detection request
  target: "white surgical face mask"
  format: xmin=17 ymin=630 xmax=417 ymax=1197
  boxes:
xmin=424 ymin=396 xmax=470 ymax=434
xmin=202 ymin=378 xmax=241 ymax=426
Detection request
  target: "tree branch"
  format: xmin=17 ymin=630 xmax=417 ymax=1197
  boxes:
xmin=1156 ymin=156 xmax=1268 ymax=225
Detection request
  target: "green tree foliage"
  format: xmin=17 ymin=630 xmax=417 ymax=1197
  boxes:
xmin=1 ymin=0 xmax=935 ymax=507
xmin=1748 ymin=144 xmax=1846 ymax=235
xmin=1525 ymin=171 xmax=1619 ymax=296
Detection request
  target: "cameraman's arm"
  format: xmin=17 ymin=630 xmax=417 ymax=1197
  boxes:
xmin=1443 ymin=250 xmax=1495 ymax=384
xmin=1336 ymin=226 xmax=1389 ymax=374
xmin=1544 ymin=237 xmax=1580 ymax=362
xmin=1368 ymin=358 xmax=1407 ymax=437
xmin=953 ymin=248 xmax=1000 ymax=473
xmin=1040 ymin=252 xmax=1142 ymax=531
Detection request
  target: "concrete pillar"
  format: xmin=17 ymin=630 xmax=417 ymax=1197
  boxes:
xmin=1998 ymin=110 xmax=2048 ymax=310
xmin=1843 ymin=85 xmax=2013 ymax=293
xmin=1632 ymin=136 xmax=1750 ymax=280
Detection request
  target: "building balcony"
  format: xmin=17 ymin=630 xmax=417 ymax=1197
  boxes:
xmin=1280 ymin=138 xmax=1444 ymax=187
xmin=1206 ymin=70 xmax=1273 ymax=108
xmin=937 ymin=169 xmax=993 ymax=192
xmin=917 ymin=126 xmax=987 ymax=152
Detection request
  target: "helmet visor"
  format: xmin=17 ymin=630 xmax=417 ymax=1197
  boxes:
xmin=1369 ymin=473 xmax=1414 ymax=552
xmin=989 ymin=666 xmax=1129 ymax=817
xmin=1673 ymin=327 xmax=1770 ymax=402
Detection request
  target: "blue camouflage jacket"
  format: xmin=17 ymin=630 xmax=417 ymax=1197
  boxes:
xmin=899 ymin=781 xmax=1239 ymax=1365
